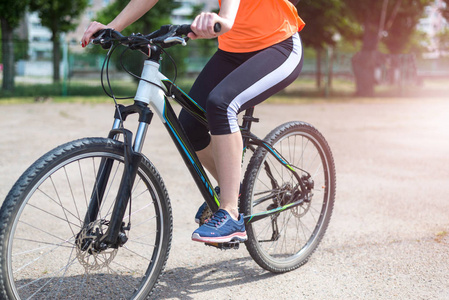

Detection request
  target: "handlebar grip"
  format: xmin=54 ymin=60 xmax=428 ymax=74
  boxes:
xmin=91 ymin=29 xmax=126 ymax=49
xmin=177 ymin=23 xmax=221 ymax=35
xmin=177 ymin=24 xmax=193 ymax=35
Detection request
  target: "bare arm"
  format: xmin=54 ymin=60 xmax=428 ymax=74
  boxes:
xmin=81 ymin=0 xmax=159 ymax=47
xmin=108 ymin=0 xmax=158 ymax=31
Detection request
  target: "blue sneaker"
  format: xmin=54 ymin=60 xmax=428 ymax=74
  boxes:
xmin=195 ymin=186 xmax=243 ymax=225
xmin=195 ymin=186 xmax=220 ymax=224
xmin=194 ymin=202 xmax=209 ymax=224
xmin=191 ymin=209 xmax=247 ymax=243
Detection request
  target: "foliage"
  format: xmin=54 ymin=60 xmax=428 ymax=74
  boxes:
xmin=398 ymin=29 xmax=429 ymax=54
xmin=340 ymin=0 xmax=431 ymax=96
xmin=30 ymin=0 xmax=89 ymax=82
xmin=436 ymin=27 xmax=449 ymax=51
xmin=297 ymin=0 xmax=358 ymax=50
xmin=188 ymin=4 xmax=218 ymax=57
xmin=0 ymin=32 xmax=29 ymax=63
xmin=29 ymin=0 xmax=88 ymax=33
xmin=296 ymin=0 xmax=358 ymax=89
xmin=0 ymin=0 xmax=28 ymax=28
xmin=382 ymin=0 xmax=431 ymax=54
xmin=95 ymin=0 xmax=178 ymax=35
xmin=442 ymin=0 xmax=449 ymax=21
xmin=93 ymin=0 xmax=181 ymax=80
xmin=176 ymin=3 xmax=218 ymax=78
xmin=0 ymin=0 xmax=29 ymax=91
xmin=342 ymin=0 xmax=431 ymax=52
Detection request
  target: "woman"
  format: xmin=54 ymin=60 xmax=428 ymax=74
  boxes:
xmin=81 ymin=0 xmax=305 ymax=244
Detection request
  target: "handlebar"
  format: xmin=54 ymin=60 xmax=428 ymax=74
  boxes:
xmin=92 ymin=23 xmax=222 ymax=53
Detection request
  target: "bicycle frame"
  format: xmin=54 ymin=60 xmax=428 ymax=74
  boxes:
xmin=85 ymin=46 xmax=308 ymax=247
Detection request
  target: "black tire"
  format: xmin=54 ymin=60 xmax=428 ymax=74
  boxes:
xmin=0 ymin=138 xmax=172 ymax=299
xmin=241 ymin=121 xmax=336 ymax=273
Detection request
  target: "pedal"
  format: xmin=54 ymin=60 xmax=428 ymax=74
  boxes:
xmin=204 ymin=241 xmax=240 ymax=250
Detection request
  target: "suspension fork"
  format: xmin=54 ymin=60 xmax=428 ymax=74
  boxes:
xmin=83 ymin=101 xmax=153 ymax=248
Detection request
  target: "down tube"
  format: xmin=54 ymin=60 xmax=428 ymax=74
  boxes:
xmin=161 ymin=97 xmax=220 ymax=212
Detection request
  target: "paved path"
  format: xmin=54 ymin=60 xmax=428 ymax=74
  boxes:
xmin=0 ymin=98 xmax=448 ymax=299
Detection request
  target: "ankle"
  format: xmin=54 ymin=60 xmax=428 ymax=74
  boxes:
xmin=221 ymin=207 xmax=239 ymax=220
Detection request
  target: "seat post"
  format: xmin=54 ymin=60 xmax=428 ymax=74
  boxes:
xmin=241 ymin=107 xmax=259 ymax=148
xmin=241 ymin=107 xmax=258 ymax=131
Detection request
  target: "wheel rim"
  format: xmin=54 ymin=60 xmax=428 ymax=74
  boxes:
xmin=249 ymin=131 xmax=332 ymax=266
xmin=7 ymin=151 xmax=165 ymax=299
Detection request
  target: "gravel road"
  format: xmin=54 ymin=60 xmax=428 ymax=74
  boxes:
xmin=0 ymin=98 xmax=448 ymax=299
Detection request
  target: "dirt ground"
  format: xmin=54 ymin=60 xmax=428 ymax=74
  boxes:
xmin=0 ymin=97 xmax=448 ymax=299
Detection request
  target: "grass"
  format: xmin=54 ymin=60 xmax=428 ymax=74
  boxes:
xmin=0 ymin=79 xmax=138 ymax=98
xmin=1 ymin=76 xmax=448 ymax=104
xmin=0 ymin=96 xmax=122 ymax=105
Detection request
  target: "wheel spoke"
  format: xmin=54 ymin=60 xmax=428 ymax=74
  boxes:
xmin=2 ymin=139 xmax=171 ymax=299
xmin=243 ymin=122 xmax=335 ymax=272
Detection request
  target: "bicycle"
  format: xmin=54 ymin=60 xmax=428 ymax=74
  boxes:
xmin=0 ymin=25 xmax=336 ymax=299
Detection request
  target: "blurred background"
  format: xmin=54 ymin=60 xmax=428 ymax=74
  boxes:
xmin=1 ymin=0 xmax=449 ymax=100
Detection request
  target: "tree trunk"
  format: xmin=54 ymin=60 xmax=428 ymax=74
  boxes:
xmin=52 ymin=31 xmax=61 ymax=83
xmin=352 ymin=51 xmax=377 ymax=97
xmin=352 ymin=14 xmax=380 ymax=97
xmin=316 ymin=47 xmax=322 ymax=90
xmin=1 ymin=18 xmax=15 ymax=92
xmin=328 ymin=46 xmax=334 ymax=90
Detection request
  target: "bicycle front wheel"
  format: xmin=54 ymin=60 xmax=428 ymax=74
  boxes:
xmin=241 ymin=121 xmax=336 ymax=273
xmin=0 ymin=138 xmax=172 ymax=299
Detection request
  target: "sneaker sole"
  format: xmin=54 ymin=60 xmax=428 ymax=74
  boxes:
xmin=191 ymin=231 xmax=248 ymax=243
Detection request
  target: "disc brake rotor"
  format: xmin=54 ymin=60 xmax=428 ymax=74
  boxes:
xmin=76 ymin=220 xmax=118 ymax=272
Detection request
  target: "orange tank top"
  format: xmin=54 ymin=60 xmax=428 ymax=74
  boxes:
xmin=217 ymin=0 xmax=305 ymax=53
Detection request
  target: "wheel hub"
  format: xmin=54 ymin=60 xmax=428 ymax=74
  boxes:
xmin=75 ymin=220 xmax=118 ymax=271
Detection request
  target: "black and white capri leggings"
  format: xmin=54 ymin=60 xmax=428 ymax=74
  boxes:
xmin=179 ymin=32 xmax=303 ymax=151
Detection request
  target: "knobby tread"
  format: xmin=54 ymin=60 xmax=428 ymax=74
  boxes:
xmin=0 ymin=137 xmax=173 ymax=300
xmin=241 ymin=121 xmax=336 ymax=273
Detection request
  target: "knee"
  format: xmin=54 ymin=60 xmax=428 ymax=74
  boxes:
xmin=206 ymin=92 xmax=226 ymax=118
xmin=206 ymin=91 xmax=239 ymax=122
xmin=206 ymin=91 xmax=239 ymax=135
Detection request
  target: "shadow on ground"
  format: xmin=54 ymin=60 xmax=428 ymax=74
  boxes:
xmin=153 ymin=256 xmax=278 ymax=299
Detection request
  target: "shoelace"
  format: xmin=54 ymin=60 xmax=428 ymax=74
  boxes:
xmin=204 ymin=211 xmax=228 ymax=227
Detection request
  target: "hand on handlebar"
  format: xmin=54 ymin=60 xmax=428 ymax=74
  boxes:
xmin=81 ymin=22 xmax=222 ymax=53
xmin=188 ymin=12 xmax=225 ymax=40
xmin=81 ymin=21 xmax=110 ymax=47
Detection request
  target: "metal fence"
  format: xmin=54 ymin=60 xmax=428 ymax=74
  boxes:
xmin=3 ymin=40 xmax=449 ymax=91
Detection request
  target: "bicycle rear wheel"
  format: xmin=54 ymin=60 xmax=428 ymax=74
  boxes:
xmin=0 ymin=138 xmax=172 ymax=299
xmin=241 ymin=121 xmax=335 ymax=273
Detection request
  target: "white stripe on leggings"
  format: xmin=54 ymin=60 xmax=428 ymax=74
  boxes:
xmin=226 ymin=33 xmax=302 ymax=133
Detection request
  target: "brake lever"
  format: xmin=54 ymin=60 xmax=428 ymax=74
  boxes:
xmin=92 ymin=28 xmax=116 ymax=49
xmin=163 ymin=36 xmax=187 ymax=46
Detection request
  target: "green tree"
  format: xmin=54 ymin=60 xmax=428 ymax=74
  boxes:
xmin=343 ymin=0 xmax=430 ymax=96
xmin=442 ymin=0 xmax=449 ymax=20
xmin=382 ymin=0 xmax=430 ymax=54
xmin=343 ymin=0 xmax=397 ymax=96
xmin=436 ymin=28 xmax=449 ymax=52
xmin=297 ymin=0 xmax=358 ymax=89
xmin=96 ymin=0 xmax=178 ymax=35
xmin=439 ymin=0 xmax=449 ymax=52
xmin=30 ymin=0 xmax=88 ymax=83
xmin=94 ymin=0 xmax=180 ymax=79
xmin=0 ymin=32 xmax=29 ymax=64
xmin=181 ymin=4 xmax=218 ymax=78
xmin=0 ymin=0 xmax=29 ymax=91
